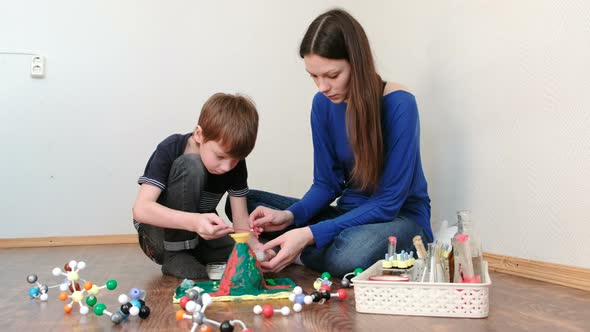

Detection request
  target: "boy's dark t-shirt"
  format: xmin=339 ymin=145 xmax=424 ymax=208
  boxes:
xmin=137 ymin=133 xmax=249 ymax=213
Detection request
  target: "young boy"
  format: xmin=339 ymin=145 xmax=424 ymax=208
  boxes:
xmin=132 ymin=92 xmax=264 ymax=279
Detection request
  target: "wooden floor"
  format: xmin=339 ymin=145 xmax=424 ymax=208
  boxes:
xmin=2 ymin=244 xmax=589 ymax=332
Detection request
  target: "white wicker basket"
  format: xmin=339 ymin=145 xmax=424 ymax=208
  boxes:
xmin=352 ymin=259 xmax=491 ymax=318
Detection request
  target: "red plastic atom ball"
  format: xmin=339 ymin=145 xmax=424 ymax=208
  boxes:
xmin=179 ymin=296 xmax=190 ymax=309
xmin=337 ymin=288 xmax=348 ymax=300
xmin=320 ymin=284 xmax=331 ymax=292
xmin=262 ymin=304 xmax=274 ymax=318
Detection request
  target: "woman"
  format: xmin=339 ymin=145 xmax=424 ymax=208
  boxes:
xmin=247 ymin=8 xmax=431 ymax=277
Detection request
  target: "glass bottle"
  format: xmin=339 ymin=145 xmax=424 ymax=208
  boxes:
xmin=451 ymin=210 xmax=485 ymax=283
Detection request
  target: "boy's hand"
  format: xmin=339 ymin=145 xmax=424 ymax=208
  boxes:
xmin=249 ymin=207 xmax=294 ymax=234
xmin=194 ymin=213 xmax=233 ymax=240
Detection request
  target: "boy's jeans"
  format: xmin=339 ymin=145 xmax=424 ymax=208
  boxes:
xmin=241 ymin=189 xmax=429 ymax=277
xmin=135 ymin=154 xmax=232 ymax=265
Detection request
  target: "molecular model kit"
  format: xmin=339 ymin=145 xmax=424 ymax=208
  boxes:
xmin=94 ymin=287 xmax=151 ymax=324
xmin=26 ymin=246 xmax=357 ymax=330
xmin=176 ymin=288 xmax=251 ymax=332
xmin=27 ymin=260 xmax=118 ymax=315
xmin=252 ymin=270 xmax=355 ymax=320
xmin=26 ymin=274 xmax=60 ymax=302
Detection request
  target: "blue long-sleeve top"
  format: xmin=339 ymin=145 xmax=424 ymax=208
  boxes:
xmin=288 ymin=90 xmax=432 ymax=248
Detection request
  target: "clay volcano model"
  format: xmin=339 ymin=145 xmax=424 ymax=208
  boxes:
xmin=174 ymin=232 xmax=294 ymax=302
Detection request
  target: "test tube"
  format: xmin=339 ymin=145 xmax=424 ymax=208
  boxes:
xmin=387 ymin=236 xmax=397 ymax=260
xmin=427 ymin=243 xmax=436 ymax=282
xmin=412 ymin=235 xmax=428 ymax=259
xmin=454 ymin=234 xmax=475 ymax=282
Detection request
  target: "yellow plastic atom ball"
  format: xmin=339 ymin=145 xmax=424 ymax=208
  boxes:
xmin=71 ymin=290 xmax=84 ymax=302
xmin=67 ymin=271 xmax=79 ymax=281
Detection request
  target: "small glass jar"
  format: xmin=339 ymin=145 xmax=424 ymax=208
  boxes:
xmin=206 ymin=262 xmax=227 ymax=280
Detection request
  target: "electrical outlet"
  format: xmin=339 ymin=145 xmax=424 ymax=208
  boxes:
xmin=31 ymin=55 xmax=45 ymax=78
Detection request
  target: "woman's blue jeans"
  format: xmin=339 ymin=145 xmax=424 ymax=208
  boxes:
xmin=235 ymin=189 xmax=429 ymax=277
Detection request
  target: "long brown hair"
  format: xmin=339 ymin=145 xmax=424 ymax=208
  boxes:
xmin=299 ymin=9 xmax=383 ymax=192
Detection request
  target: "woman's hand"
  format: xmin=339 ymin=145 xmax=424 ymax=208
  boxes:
xmin=193 ymin=213 xmax=233 ymax=240
xmin=247 ymin=237 xmax=277 ymax=262
xmin=249 ymin=206 xmax=294 ymax=235
xmin=259 ymin=227 xmax=314 ymax=272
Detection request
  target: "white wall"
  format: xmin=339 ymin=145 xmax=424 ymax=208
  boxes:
xmin=1 ymin=1 xmax=589 ymax=268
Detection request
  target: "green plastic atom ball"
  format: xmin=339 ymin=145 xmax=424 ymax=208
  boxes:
xmin=106 ymin=279 xmax=118 ymax=290
xmin=353 ymin=267 xmax=364 ymax=276
xmin=94 ymin=303 xmax=106 ymax=316
xmin=85 ymin=295 xmax=97 ymax=307
xmin=321 ymin=272 xmax=331 ymax=280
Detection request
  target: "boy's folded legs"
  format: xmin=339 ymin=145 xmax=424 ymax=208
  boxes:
xmin=157 ymin=153 xmax=211 ymax=279
xmin=161 ymin=249 xmax=208 ymax=279
xmin=162 ymin=232 xmax=207 ymax=279
xmin=160 ymin=235 xmax=234 ymax=279
xmin=194 ymin=235 xmax=234 ymax=264
xmin=136 ymin=223 xmax=165 ymax=264
xmin=137 ymin=224 xmax=235 ymax=279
